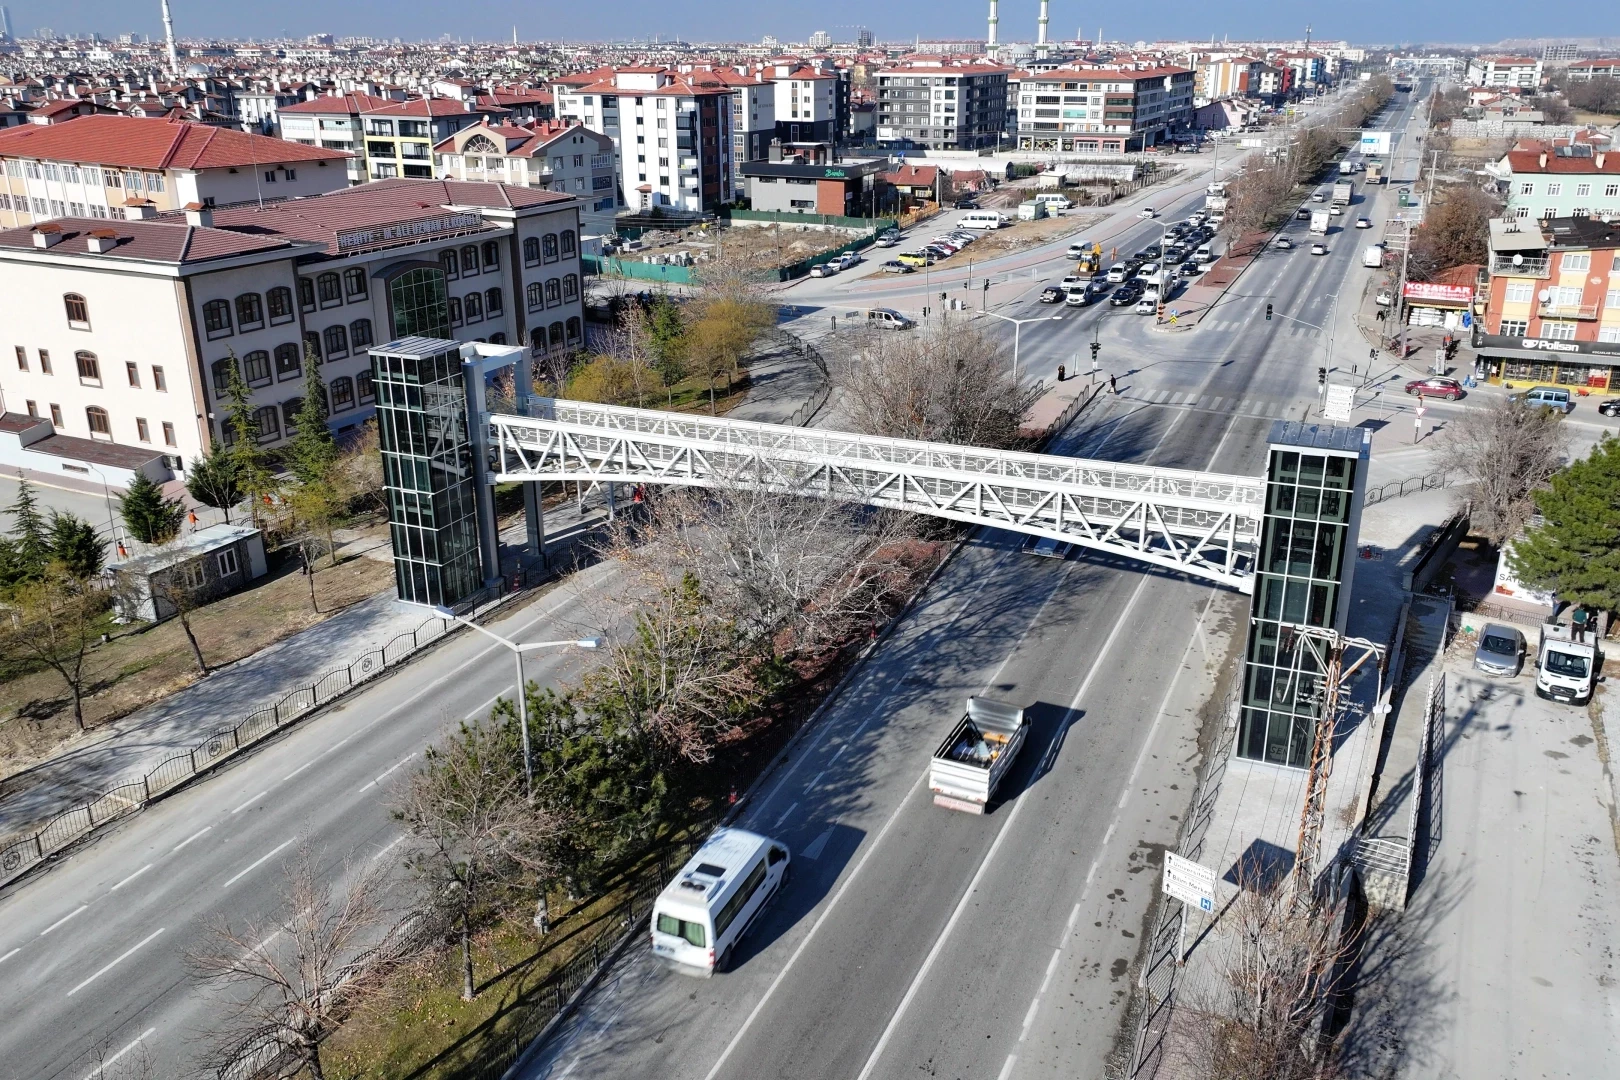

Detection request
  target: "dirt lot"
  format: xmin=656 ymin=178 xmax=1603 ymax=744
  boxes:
xmin=964 ymin=210 xmax=1107 ymax=255
xmin=0 ymin=541 xmax=395 ymax=782
xmin=629 ymin=222 xmax=854 ymax=275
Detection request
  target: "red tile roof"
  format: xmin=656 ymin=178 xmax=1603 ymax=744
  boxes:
xmin=882 ymin=164 xmax=940 ymax=186
xmin=0 ymin=115 xmax=349 ymax=170
xmin=0 ymin=217 xmax=296 ymax=264
xmin=1506 ymin=149 xmax=1620 ymax=175
xmin=278 ymin=92 xmax=399 ymax=115
xmin=363 ymin=98 xmax=509 ymax=119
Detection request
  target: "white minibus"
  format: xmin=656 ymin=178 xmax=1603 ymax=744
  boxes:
xmin=650 ymin=828 xmax=790 ymax=974
xmin=958 ymin=210 xmax=1007 ymax=230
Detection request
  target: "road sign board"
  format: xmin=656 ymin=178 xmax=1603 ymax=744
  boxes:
xmin=1322 ymin=383 xmax=1355 ymax=422
xmin=1163 ymin=852 xmax=1217 ymax=912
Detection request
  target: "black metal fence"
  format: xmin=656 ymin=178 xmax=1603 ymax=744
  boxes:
xmin=1364 ymin=470 xmax=1451 ymax=506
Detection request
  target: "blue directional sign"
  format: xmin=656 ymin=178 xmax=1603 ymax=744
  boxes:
xmin=1461 ymin=312 xmax=1473 ymax=329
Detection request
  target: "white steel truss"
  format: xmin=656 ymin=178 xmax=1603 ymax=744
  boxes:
xmin=491 ymin=399 xmax=1265 ymax=591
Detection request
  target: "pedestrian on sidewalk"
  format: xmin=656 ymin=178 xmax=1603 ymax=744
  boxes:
xmin=1109 ymin=373 xmax=1118 ymax=395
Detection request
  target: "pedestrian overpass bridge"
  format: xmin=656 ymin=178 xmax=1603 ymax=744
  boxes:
xmin=489 ymin=399 xmax=1265 ymax=592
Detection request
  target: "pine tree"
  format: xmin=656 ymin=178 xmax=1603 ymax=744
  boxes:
xmin=288 ymin=344 xmax=337 ymax=486
xmin=221 ymin=351 xmax=273 ymax=522
xmin=48 ymin=512 xmax=107 ymax=579
xmin=186 ymin=443 xmax=242 ymax=524
xmin=119 ymin=473 xmax=184 ymax=545
xmin=7 ymin=476 xmax=50 ymax=579
xmin=1509 ymin=436 xmax=1620 ymax=614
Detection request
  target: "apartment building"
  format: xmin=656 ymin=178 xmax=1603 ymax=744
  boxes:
xmin=1271 ymin=51 xmax=1329 ymax=88
xmin=1465 ymin=55 xmax=1545 ymax=89
xmin=716 ymin=71 xmax=776 ymax=188
xmin=1010 ymin=65 xmax=1194 ymax=153
xmin=1498 ymin=143 xmax=1620 ymax=221
xmin=0 ymin=115 xmax=349 ymax=228
xmin=280 ymin=93 xmax=504 ymax=184
xmin=433 ymin=120 xmax=620 ymax=235
xmin=1567 ymin=59 xmax=1620 ymax=82
xmin=874 ymin=62 xmax=1008 ymax=150
xmin=1474 ymin=215 xmax=1620 ymax=389
xmin=554 ymin=68 xmax=733 ymax=214
xmin=1195 ymin=56 xmax=1265 ymax=102
xmin=768 ymin=63 xmax=839 ymax=144
xmin=0 ymin=180 xmax=584 ymax=478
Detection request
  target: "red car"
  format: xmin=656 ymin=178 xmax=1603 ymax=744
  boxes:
xmin=1404 ymin=377 xmax=1464 ymax=400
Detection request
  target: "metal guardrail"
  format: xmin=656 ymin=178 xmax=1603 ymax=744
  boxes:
xmin=0 ymin=615 xmax=454 ymax=889
xmin=1364 ymin=470 xmax=1451 ymax=506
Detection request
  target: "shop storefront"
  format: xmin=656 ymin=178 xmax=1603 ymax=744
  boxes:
xmin=1472 ymin=333 xmax=1620 ymax=390
xmin=1402 ymin=281 xmax=1473 ymax=331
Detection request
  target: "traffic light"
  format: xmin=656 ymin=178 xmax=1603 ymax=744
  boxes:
xmin=1089 ymin=341 xmax=1101 ymax=361
xmin=1317 ymin=367 xmax=1328 ymax=386
xmin=1266 ymin=303 xmax=1274 ymax=321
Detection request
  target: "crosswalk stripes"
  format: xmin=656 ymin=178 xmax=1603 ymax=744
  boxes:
xmin=1124 ymin=389 xmax=1292 ymax=420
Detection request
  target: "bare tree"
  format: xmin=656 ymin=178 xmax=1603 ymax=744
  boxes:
xmin=831 ymin=320 xmax=1040 ymax=449
xmin=1435 ymin=396 xmax=1570 ymax=543
xmin=144 ymin=562 xmax=211 ymax=675
xmin=190 ymin=841 xmax=404 ymax=1080
xmin=3 ymin=569 xmax=107 ymax=731
xmin=393 ymin=713 xmax=565 ymax=1001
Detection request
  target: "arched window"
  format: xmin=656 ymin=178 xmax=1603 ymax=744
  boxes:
xmin=548 ymin=321 xmax=565 ymax=348
xmin=460 ymin=245 xmax=479 ymax=274
xmin=303 ymin=330 xmax=322 ymax=359
xmin=489 ymin=332 xmax=507 ymax=345
xmin=542 ymin=233 xmax=558 ymax=262
xmin=211 ymin=356 xmax=238 ymax=396
xmin=274 ymin=342 xmax=301 ymax=380
xmin=464 ymin=134 xmax=500 ymax=154
xmin=562 ymin=274 xmax=579 ymax=302
xmin=357 ymin=370 xmax=375 ymax=403
xmin=330 ymin=376 xmax=355 ymax=411
xmin=64 ymin=293 xmax=89 ymax=328
xmin=242 ymin=349 xmax=272 ymax=386
xmin=298 ymin=277 xmax=316 ymax=311
xmin=235 ymin=292 xmax=264 ymax=330
xmin=485 ymin=287 xmax=503 ymax=314
xmin=350 ymin=318 xmax=373 ymax=349
xmin=441 ymin=249 xmax=460 ymax=280
xmin=74 ymin=350 xmax=101 ymax=384
xmin=565 ymin=316 xmax=582 ymax=345
xmin=530 ymin=326 xmax=548 ymax=353
xmin=544 ymin=278 xmax=561 ymax=307
xmin=85 ymin=406 xmax=111 ymax=437
xmin=523 ymin=236 xmax=541 ymax=265
xmin=324 ymin=323 xmax=349 ymax=358
xmin=448 ymin=296 xmax=463 ymax=325
xmin=252 ymin=405 xmax=281 ymax=442
xmin=481 ymin=240 xmax=500 ymax=269
xmin=202 ymin=298 xmax=232 ymax=339
xmin=560 ymin=229 xmax=577 ymax=257
xmin=464 ymin=292 xmax=483 ymax=322
xmin=316 ymin=272 xmax=342 ymax=306
xmin=267 ymin=285 xmax=294 ymax=322
xmin=526 ymin=282 xmax=543 ymax=311
xmin=343 ymin=268 xmax=368 ymax=298
xmin=281 ymin=398 xmax=303 ymax=433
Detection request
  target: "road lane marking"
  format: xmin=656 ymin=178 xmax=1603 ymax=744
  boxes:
xmin=997 ymin=1054 xmax=1018 ymax=1080
xmin=221 ymin=838 xmax=294 ymax=889
xmin=372 ymin=835 xmax=406 ymax=862
xmin=231 ymin=790 xmax=268 ymax=814
xmin=109 ymin=864 xmax=152 ymax=892
xmin=282 ymin=759 xmax=316 ymax=781
xmin=771 ymin=802 xmax=798 ymax=830
xmin=800 ymin=828 xmax=832 ymax=861
xmin=80 ymin=1026 xmax=156 ymax=1080
xmin=701 ymin=770 xmax=930 ymax=1080
xmin=0 ymin=948 xmax=19 ymax=964
xmin=66 ymin=929 xmax=163 ymax=997
xmin=172 ymin=826 xmax=211 ymax=853
xmin=39 ymin=905 xmax=88 ymax=936
xmin=465 ymin=685 xmax=514 ymax=720
xmin=853 ymin=572 xmax=1153 ymax=1080
xmin=359 ymin=753 xmax=416 ymax=794
xmin=1040 ymin=947 xmax=1062 ymax=993
xmin=1020 ymin=996 xmax=1040 ymax=1035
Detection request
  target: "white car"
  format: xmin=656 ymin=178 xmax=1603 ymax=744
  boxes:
xmin=1355 ymin=217 xmax=1372 ymax=229
xmin=1275 ymin=237 xmax=1294 ymax=250
xmin=1066 ymin=243 xmax=1089 ymax=258
xmin=1134 ymin=298 xmax=1158 ymax=315
xmin=1189 ymin=212 xmax=1207 ymax=226
xmin=1135 ymin=262 xmax=1161 ymax=279
xmin=1311 ymin=243 xmax=1328 ymax=256
xmin=1106 ymin=264 xmax=1129 ymax=283
xmin=809 ymin=262 xmax=837 ymax=277
xmin=1140 ymin=207 xmax=1158 ymax=218
xmin=837 ymin=251 xmax=863 ymax=269
xmin=1375 ymin=289 xmax=1394 ymax=306
xmin=1329 ymin=205 xmax=1344 ymax=216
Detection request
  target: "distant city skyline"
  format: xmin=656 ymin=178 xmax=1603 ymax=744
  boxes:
xmin=17 ymin=1 xmax=1618 ymax=48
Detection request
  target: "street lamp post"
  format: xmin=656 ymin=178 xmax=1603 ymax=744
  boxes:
xmin=429 ymin=606 xmax=601 ymax=802
xmin=979 ymin=310 xmax=1063 ymax=385
xmin=83 ymin=463 xmax=121 ymax=553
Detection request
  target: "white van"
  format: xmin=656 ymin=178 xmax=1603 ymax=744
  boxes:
xmin=959 ymin=210 xmax=1007 ymax=230
xmin=650 ymin=828 xmax=790 ymax=974
xmin=1034 ymin=192 xmax=1073 ymax=210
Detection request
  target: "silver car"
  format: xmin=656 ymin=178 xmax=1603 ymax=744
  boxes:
xmin=1473 ymin=624 xmax=1526 ymax=677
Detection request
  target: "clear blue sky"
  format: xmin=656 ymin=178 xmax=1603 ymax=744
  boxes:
xmin=17 ymin=1 xmax=1607 ymax=48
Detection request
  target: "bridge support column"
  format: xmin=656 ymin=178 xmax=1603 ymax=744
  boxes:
xmin=462 ymin=355 xmax=502 ymax=594
xmin=523 ymin=482 xmax=546 ymax=566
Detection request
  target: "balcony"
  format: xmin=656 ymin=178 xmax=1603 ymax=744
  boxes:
xmin=1490 ymin=253 xmax=1550 ymax=277
xmin=1538 ymin=300 xmax=1600 ymax=319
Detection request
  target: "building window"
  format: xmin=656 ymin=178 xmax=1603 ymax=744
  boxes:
xmin=464 ymin=292 xmax=483 ymax=323
xmin=448 ymin=296 xmax=463 ymax=326
xmin=136 ymin=417 xmax=150 ymax=442
xmin=153 ymin=365 xmax=167 ymax=392
xmin=212 ymin=357 xmax=237 ymax=396
xmin=75 ymin=351 xmax=101 ymax=386
xmin=562 ymin=274 xmax=579 ymax=302
xmin=548 ymin=321 xmax=565 ymax=349
xmin=460 ymin=245 xmax=479 ymax=275
xmin=303 ymin=331 xmax=322 ymax=360
xmin=523 ymin=236 xmax=541 ymax=265
xmin=281 ymin=398 xmax=303 ymax=433
xmin=243 ymin=350 xmax=272 ymax=386
xmin=560 ymin=230 xmax=577 ymax=257
xmin=217 ymin=548 xmax=240 ymax=578
xmin=566 ymin=317 xmax=582 ymax=345
xmin=1599 ymin=325 xmax=1620 ymax=343
xmin=1577 ymin=183 xmax=1593 ymax=198
xmin=441 ymin=249 xmax=459 ymax=280
xmin=203 ymin=299 xmax=233 ymax=339
xmin=275 ymin=342 xmax=302 ymax=380
xmin=1563 ymin=253 xmax=1591 ymax=272
xmin=1606 ymin=184 xmax=1620 ymax=198
xmin=485 ymin=288 xmax=503 ymax=315
xmin=542 ymin=233 xmax=559 ymax=262
xmin=351 ymin=319 xmax=374 ymax=349
xmin=324 ymin=324 xmax=350 ymax=359
xmin=1546 ymin=183 xmax=1563 ymax=197
xmin=330 ymin=376 xmax=356 ymax=411
xmin=267 ymin=285 xmax=295 ymax=323
xmin=15 ymin=345 xmax=26 ymax=371
xmin=1541 ymin=321 xmax=1578 ymax=340
xmin=162 ymin=421 xmax=176 ymax=446
xmin=317 ymin=272 xmax=343 ymax=307
xmin=297 ymin=278 xmax=316 ymax=312
xmin=357 ymin=370 xmax=375 ymax=403
xmin=1504 ymin=281 xmax=1535 ymax=303
xmin=126 ymin=361 xmax=140 ymax=388
xmin=25 ymin=400 xmax=37 ymax=417
xmin=544 ymin=278 xmax=561 ymax=307
xmin=235 ymin=292 xmax=265 ymax=331
xmin=1498 ymin=318 xmax=1529 ymax=336
xmin=489 ymin=333 xmax=506 ymax=345
xmin=64 ymin=293 xmax=90 ymax=329
xmin=481 ymin=240 xmax=500 ymax=269
xmin=86 ymin=406 xmax=111 ymax=438
xmin=526 ymin=282 xmax=543 ymax=311
xmin=253 ymin=405 xmax=281 ymax=443
xmin=388 ymin=267 xmax=451 ymax=339
xmin=50 ymin=404 xmax=63 ymax=427
xmin=344 ymin=267 xmax=368 ymax=299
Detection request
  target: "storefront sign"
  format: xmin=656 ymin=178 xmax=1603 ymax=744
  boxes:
xmin=1474 ymin=333 xmax=1620 ymax=359
xmin=1402 ymin=282 xmax=1473 ymax=305
xmin=336 ymin=213 xmax=485 ymax=252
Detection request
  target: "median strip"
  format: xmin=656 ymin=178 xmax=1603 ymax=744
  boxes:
xmin=66 ymin=929 xmax=163 ymax=997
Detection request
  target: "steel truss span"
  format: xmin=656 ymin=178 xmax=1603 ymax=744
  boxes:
xmin=492 ymin=400 xmax=1265 ymax=591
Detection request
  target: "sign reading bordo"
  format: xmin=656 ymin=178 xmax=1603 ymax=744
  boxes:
xmin=1162 ymin=852 xmax=1217 ymax=913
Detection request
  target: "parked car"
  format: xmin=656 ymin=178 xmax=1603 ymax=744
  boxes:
xmin=1040 ymin=285 xmax=1066 ymax=303
xmin=874 ymin=233 xmax=900 ymax=248
xmin=1275 ymin=237 xmax=1295 ymax=249
xmin=882 ymin=260 xmax=916 ymax=274
xmin=949 ymin=231 xmax=977 ymax=244
xmin=1310 ymin=243 xmax=1328 ymax=255
xmin=1375 ymin=288 xmax=1394 ymax=306
xmin=1134 ymin=298 xmax=1158 ymax=315
xmin=1599 ymin=399 xmax=1620 ymax=417
xmin=809 ymin=262 xmax=837 ymax=277
xmin=836 ymin=251 xmax=863 ymax=269
xmin=1355 ymin=217 xmax=1372 ymax=229
xmin=1404 ymin=377 xmax=1464 ymax=400
xmin=1472 ymin=624 xmax=1527 ymax=677
xmin=896 ymin=251 xmax=935 ymax=267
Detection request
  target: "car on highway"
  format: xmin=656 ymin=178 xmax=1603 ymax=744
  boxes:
xmin=1179 ymin=261 xmax=1202 ymax=278
xmin=1510 ymin=385 xmax=1576 ymax=413
xmin=1134 ymin=298 xmax=1158 ymax=315
xmin=865 ymin=308 xmax=915 ymax=330
xmin=1023 ymin=535 xmax=1076 ymax=559
xmin=1085 ymin=279 xmax=1112 ymax=300
xmin=1404 ymin=376 xmax=1464 ymax=399
xmin=1196 ymin=256 xmax=1220 ymax=273
xmin=1473 ymin=624 xmax=1527 ymax=678
xmin=1329 ymin=205 xmax=1344 ymax=216
xmin=1296 ymin=207 xmax=1313 ymax=220
xmin=1275 ymin=237 xmax=1295 ymax=249
xmin=1355 ymin=217 xmax=1372 ymax=229
xmin=809 ymin=262 xmax=837 ymax=278
xmin=1140 ymin=206 xmax=1157 ymax=217
xmin=1135 ymin=262 xmax=1161 ymax=280
xmin=651 ymin=827 xmax=790 ymax=974
xmin=1066 ymin=242 xmax=1091 ymax=258
xmin=1106 ymin=263 xmax=1130 ymax=282
xmin=1040 ymin=285 xmax=1066 ymax=303
xmin=1142 ymin=244 xmax=1163 ymax=259
xmin=1312 ymin=191 xmax=1327 ymax=202
xmin=1310 ymin=243 xmax=1328 ymax=255
xmin=882 ymin=260 xmax=915 ymax=274
xmin=1600 ymin=399 xmax=1620 ymax=417
xmin=1189 ymin=212 xmax=1207 ymax=226
xmin=1109 ymin=281 xmax=1146 ymax=306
